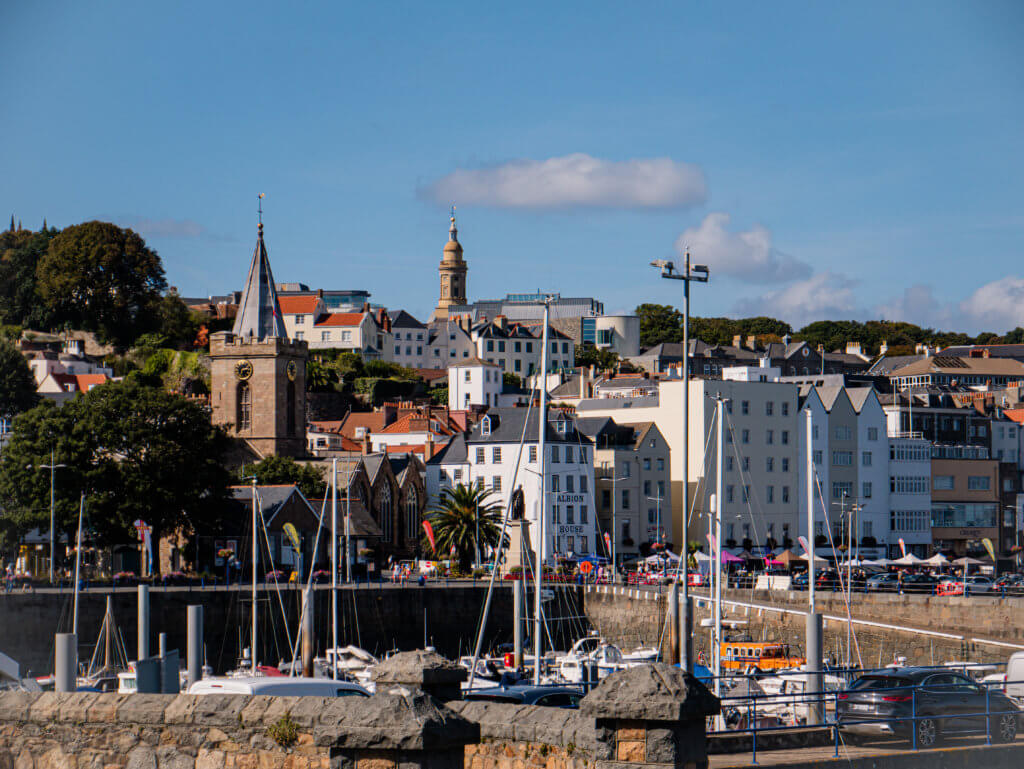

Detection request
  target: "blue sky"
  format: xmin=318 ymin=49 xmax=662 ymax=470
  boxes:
xmin=2 ymin=1 xmax=1022 ymax=332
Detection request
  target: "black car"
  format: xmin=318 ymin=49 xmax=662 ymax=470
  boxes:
xmin=837 ymin=668 xmax=1020 ymax=747
xmin=901 ymin=574 xmax=939 ymax=593
xmin=464 ymin=684 xmax=584 ymax=708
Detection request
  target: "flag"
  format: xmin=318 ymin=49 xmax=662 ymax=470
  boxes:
xmin=982 ymin=537 xmax=996 ymax=562
xmin=603 ymin=531 xmax=611 ymax=555
xmin=707 ymin=533 xmax=717 ymax=551
xmin=422 ymin=520 xmax=436 ymax=553
xmin=283 ymin=523 xmax=301 ymax=553
xmin=898 ymin=538 xmax=907 ymax=557
xmin=797 ymin=535 xmax=811 ymax=555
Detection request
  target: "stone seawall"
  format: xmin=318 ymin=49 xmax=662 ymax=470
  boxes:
xmin=582 ymin=586 xmax=1024 ymax=667
xmin=0 ymin=584 xmax=583 ymax=676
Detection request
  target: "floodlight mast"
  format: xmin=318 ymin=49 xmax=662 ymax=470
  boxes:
xmin=650 ymin=250 xmax=709 ymax=673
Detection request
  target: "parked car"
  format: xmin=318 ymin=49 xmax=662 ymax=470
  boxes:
xmin=837 ymin=668 xmax=1020 ymax=747
xmin=994 ymin=573 xmax=1024 ymax=589
xmin=791 ymin=572 xmax=809 ymax=590
xmin=901 ymin=574 xmax=939 ymax=593
xmin=815 ymin=569 xmax=841 ymax=590
xmin=463 ymin=684 xmax=584 ymax=708
xmin=866 ymin=573 xmax=899 ymax=591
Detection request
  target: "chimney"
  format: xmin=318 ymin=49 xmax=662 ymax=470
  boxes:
xmin=589 ymin=364 xmax=596 ymax=379
xmin=425 ymin=433 xmax=435 ymax=460
xmin=495 ymin=315 xmax=507 ymax=330
xmin=579 ymin=371 xmax=585 ymax=399
xmin=732 ymin=334 xmax=742 ymax=349
xmin=317 ymin=288 xmax=324 ymax=298
xmin=361 ymin=431 xmax=372 ymax=455
xmin=745 ymin=335 xmax=757 ymax=350
xmin=846 ymin=342 xmax=862 ymax=356
xmin=983 ymin=348 xmax=991 ymax=359
xmin=879 ymin=340 xmax=888 ymax=355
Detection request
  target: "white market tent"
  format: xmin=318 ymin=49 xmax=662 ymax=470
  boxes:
xmin=893 ymin=553 xmax=924 ymax=566
xmin=924 ymin=553 xmax=949 ymax=566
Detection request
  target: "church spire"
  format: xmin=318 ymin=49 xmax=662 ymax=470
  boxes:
xmin=448 ymin=204 xmax=458 ymax=242
xmin=231 ymin=195 xmax=287 ymax=340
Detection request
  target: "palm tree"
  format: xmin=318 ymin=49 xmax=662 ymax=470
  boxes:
xmin=426 ymin=483 xmax=503 ymax=573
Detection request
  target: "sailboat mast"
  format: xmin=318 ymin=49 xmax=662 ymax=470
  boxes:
xmin=533 ymin=300 xmax=550 ymax=686
xmin=73 ymin=494 xmax=84 ymax=636
xmin=713 ymin=396 xmax=725 ymax=700
xmin=331 ymin=458 xmax=338 ymax=680
xmin=251 ymin=475 xmax=258 ymax=670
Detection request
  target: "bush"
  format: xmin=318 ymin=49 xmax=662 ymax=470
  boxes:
xmin=268 ymin=713 xmax=299 ymax=748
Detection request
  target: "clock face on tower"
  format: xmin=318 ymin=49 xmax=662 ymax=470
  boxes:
xmin=235 ymin=360 xmax=253 ymax=380
xmin=286 ymin=361 xmax=298 ymax=381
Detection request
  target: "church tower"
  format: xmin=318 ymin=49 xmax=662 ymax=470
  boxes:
xmin=209 ymin=214 xmax=308 ymax=458
xmin=429 ymin=208 xmax=468 ymax=323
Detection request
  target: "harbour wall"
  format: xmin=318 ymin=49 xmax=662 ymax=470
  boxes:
xmin=583 ymin=586 xmax=1024 ymax=667
xmin=0 ymin=583 xmax=585 ymax=676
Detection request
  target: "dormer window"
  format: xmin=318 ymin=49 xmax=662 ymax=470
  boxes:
xmin=481 ymin=416 xmax=492 ymax=437
xmin=556 ymin=419 xmax=568 ymax=435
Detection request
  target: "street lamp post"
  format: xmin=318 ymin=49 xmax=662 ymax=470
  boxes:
xmin=652 ymin=253 xmax=709 ymax=672
xmin=28 ymin=448 xmax=67 ymax=584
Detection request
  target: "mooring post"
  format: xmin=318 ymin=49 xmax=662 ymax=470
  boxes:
xmin=187 ymin=605 xmax=203 ymax=688
xmin=806 ymin=611 xmax=823 ymax=725
xmin=137 ymin=584 xmax=150 ymax=661
xmin=55 ymin=633 xmax=77 ymax=692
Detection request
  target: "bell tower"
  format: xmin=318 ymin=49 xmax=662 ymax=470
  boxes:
xmin=429 ymin=207 xmax=468 ymax=323
xmin=209 ymin=207 xmax=308 ymax=458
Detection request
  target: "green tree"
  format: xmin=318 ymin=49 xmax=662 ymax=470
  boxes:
xmin=36 ymin=221 xmax=167 ymax=348
xmin=425 ymin=483 xmax=502 ymax=572
xmin=0 ymin=226 xmax=60 ymax=328
xmin=0 ymin=338 xmax=39 ymax=419
xmin=0 ymin=379 xmax=231 ymax=573
xmin=151 ymin=290 xmax=203 ymax=350
xmin=575 ymin=343 xmax=620 ymax=370
xmin=239 ymin=455 xmax=327 ymax=499
xmin=305 ymin=358 xmax=334 ymax=392
xmin=635 ymin=303 xmax=683 ymax=348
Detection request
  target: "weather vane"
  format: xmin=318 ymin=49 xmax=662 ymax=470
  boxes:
xmin=450 ymin=203 xmax=456 ymax=221
xmin=258 ymin=193 xmax=265 ymax=225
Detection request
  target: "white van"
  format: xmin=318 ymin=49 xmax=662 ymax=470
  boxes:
xmin=187 ymin=676 xmax=369 ymax=697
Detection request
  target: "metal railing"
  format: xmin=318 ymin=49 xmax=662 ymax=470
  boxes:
xmin=705 ymin=664 xmax=1024 ymax=763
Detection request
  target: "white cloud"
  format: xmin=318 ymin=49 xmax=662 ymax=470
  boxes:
xmin=872 ymin=284 xmax=954 ymax=330
xmin=956 ymin=278 xmax=1024 ymax=332
xmin=732 ymin=272 xmax=861 ymax=328
xmin=674 ymin=212 xmax=811 ymax=284
xmin=419 ymin=153 xmax=707 ymax=210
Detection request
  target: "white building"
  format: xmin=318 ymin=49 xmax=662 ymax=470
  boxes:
xmin=886 ymin=435 xmax=932 ymax=558
xmin=448 ymin=359 xmax=502 ymax=410
xmin=388 ymin=311 xmax=430 ymax=369
xmin=426 ymin=408 xmax=598 ymax=560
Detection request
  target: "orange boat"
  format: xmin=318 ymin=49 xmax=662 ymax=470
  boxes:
xmin=720 ymin=642 xmax=805 ymax=671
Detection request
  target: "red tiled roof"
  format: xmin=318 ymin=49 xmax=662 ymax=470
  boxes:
xmin=1003 ymin=409 xmax=1024 ymax=425
xmin=51 ymin=373 xmax=109 ymax=392
xmin=413 ymin=367 xmax=448 ymax=382
xmin=379 ymin=413 xmax=455 ymax=436
xmin=315 ymin=312 xmax=365 ymax=327
xmin=278 ymin=296 xmax=321 ymax=314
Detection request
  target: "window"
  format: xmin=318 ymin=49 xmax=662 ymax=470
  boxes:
xmin=832 ymin=481 xmax=853 ymax=499
xmin=741 ymin=400 xmax=749 ymax=415
xmin=565 ymin=446 xmax=574 ymax=463
xmin=643 ymin=457 xmax=651 ymax=470
xmin=742 ymin=485 xmax=750 ymax=502
xmin=863 ymin=482 xmax=872 ymax=499
xmin=726 ymin=485 xmax=734 ymax=503
xmin=551 ymin=342 xmax=557 ymax=353
xmin=813 ymin=425 xmax=819 ymax=440
xmin=286 ymin=380 xmax=296 ymax=436
xmin=405 ymin=489 xmax=419 ymax=542
xmin=782 ymin=402 xmax=789 ymax=417
xmin=621 ymin=490 xmax=630 ymax=509
xmin=497 ymin=341 xmax=505 ymax=353
xmin=622 ymin=462 xmax=631 ymax=478
xmin=867 ymin=427 xmax=878 ymax=441
xmin=621 ymin=521 xmax=630 ymax=540
xmin=321 ymin=331 xmax=330 ymax=341
xmin=832 ymin=451 xmax=853 ymax=466
xmin=834 ymin=426 xmax=852 ymax=440
xmin=526 ymin=342 xmax=532 ymax=353
xmin=657 ymin=458 xmax=664 ymax=471
xmin=742 ymin=429 xmax=750 ymax=444
xmin=602 ymin=489 xmax=611 ymax=508
xmin=862 ymin=451 xmax=872 ymax=467
xmin=295 ymin=331 xmax=304 ymax=340
xmin=933 ymin=475 xmax=955 ymax=491
xmin=968 ymin=475 xmax=991 ymax=490
xmin=813 ymin=450 xmax=823 ymax=464
xmin=766 ymin=401 xmax=774 ymax=416
xmin=486 ymin=340 xmax=494 ymax=352
xmin=294 ymin=314 xmax=305 ymax=324
xmin=464 ymin=370 xmax=472 ymax=382
xmin=529 ymin=446 xmax=537 ymax=463
xmin=648 ymin=508 xmax=656 ymax=523
xmin=579 ymin=448 xmax=587 ymax=464
xmin=742 ymin=457 xmax=750 ymax=471
xmin=766 ymin=457 xmax=774 ymax=472
xmin=782 ymin=486 xmax=790 ymax=503
xmin=492 ymin=447 xmax=502 ymax=463
xmin=657 ymin=480 xmax=665 ymax=497
xmin=395 ymin=345 xmax=402 ymax=355
xmin=551 ymin=446 xmax=559 ymax=463
xmin=237 ymin=383 xmax=252 ymax=431
xmin=781 ymin=458 xmax=789 ymax=473
xmin=378 ymin=483 xmax=393 ymax=543
xmin=476 ymin=447 xmax=485 ymax=463
xmin=341 ymin=330 xmax=352 ymax=342
xmin=726 ymin=456 xmax=734 ymax=472
xmin=566 ymin=505 xmax=574 ymax=524
xmin=565 ymin=475 xmax=575 ymax=493
xmin=492 ymin=476 xmax=501 ymax=492
xmin=579 ymin=535 xmax=587 ymax=553
xmin=766 ymin=430 xmax=774 ymax=445
xmin=766 ymin=486 xmax=774 ymax=503
xmin=580 ymin=476 xmax=588 ymax=493
xmin=781 ymin=430 xmax=789 ymax=445
xmin=580 ymin=504 xmax=589 ymax=524
xmin=552 ymin=475 xmax=560 ymax=493
xmin=553 ymin=505 xmax=560 ymax=524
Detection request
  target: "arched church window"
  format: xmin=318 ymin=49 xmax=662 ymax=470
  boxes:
xmin=238 ymin=383 xmax=252 ymax=431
